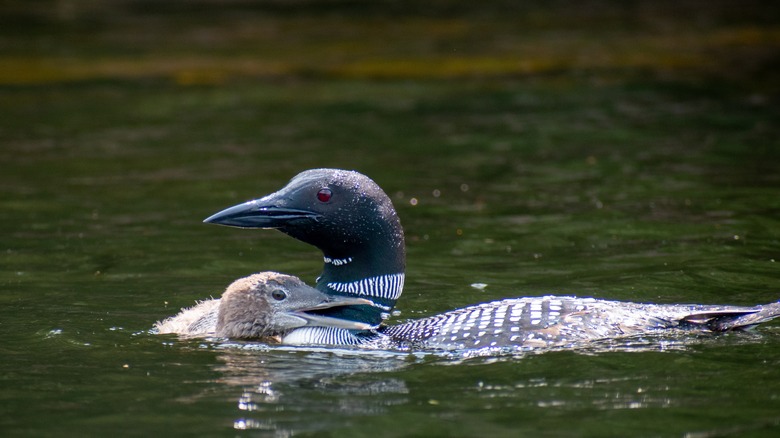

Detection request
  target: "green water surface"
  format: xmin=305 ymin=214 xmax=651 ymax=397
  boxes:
xmin=2 ymin=1 xmax=780 ymax=436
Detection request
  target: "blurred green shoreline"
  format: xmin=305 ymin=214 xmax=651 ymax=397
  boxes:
xmin=2 ymin=0 xmax=778 ymax=89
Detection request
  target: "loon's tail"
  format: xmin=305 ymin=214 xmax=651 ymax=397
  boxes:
xmin=681 ymin=302 xmax=780 ymax=332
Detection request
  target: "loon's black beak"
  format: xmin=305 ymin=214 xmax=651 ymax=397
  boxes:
xmin=203 ymin=198 xmax=320 ymax=229
xmin=291 ymin=296 xmax=377 ymax=330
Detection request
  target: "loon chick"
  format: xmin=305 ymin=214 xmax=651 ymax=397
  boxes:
xmin=203 ymin=169 xmax=780 ymax=348
xmin=154 ymin=272 xmax=372 ymax=341
xmin=204 ymin=169 xmax=404 ymax=344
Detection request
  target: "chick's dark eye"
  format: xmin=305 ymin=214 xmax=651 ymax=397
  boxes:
xmin=316 ymin=188 xmax=332 ymax=203
xmin=271 ymin=289 xmax=287 ymax=301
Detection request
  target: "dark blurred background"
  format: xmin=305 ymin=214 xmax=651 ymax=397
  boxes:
xmin=2 ymin=0 xmax=778 ymax=86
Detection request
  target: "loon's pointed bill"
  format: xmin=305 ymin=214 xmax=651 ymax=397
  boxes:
xmin=203 ymin=199 xmax=321 ymax=229
xmin=291 ymin=295 xmax=377 ymax=331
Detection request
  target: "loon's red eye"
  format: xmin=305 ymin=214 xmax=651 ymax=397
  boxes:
xmin=317 ymin=188 xmax=332 ymax=203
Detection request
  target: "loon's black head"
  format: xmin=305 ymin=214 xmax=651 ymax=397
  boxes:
xmin=215 ymin=272 xmax=374 ymax=340
xmin=204 ymin=169 xmax=406 ymax=326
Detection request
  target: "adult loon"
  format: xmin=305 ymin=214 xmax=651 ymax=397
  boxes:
xmin=204 ymin=169 xmax=404 ymax=344
xmin=157 ymin=272 xmax=780 ymax=350
xmin=203 ymin=169 xmax=780 ymax=348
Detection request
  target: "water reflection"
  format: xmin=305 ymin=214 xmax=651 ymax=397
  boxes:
xmin=475 ymin=376 xmax=675 ymax=410
xmin=209 ymin=344 xmax=415 ymax=433
xmin=175 ymin=327 xmax=780 ymax=434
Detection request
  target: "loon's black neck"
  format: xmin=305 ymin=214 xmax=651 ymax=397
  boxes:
xmin=299 ymin=218 xmax=405 ymax=326
xmin=317 ymin=236 xmax=405 ymax=286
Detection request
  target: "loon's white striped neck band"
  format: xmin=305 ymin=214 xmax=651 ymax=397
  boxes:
xmin=282 ymin=326 xmax=365 ymax=345
xmin=324 ymin=256 xmax=353 ymax=266
xmin=327 ymin=273 xmax=404 ymax=306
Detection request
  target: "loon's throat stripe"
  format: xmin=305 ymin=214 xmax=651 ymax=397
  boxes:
xmin=327 ymin=273 xmax=405 ymax=301
xmin=282 ymin=327 xmax=362 ymax=345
